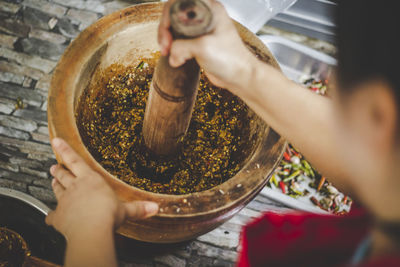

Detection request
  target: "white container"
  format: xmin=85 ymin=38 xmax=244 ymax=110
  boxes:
xmin=218 ymin=0 xmax=297 ymax=33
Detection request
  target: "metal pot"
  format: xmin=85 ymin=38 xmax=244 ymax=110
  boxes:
xmin=0 ymin=188 xmax=65 ymax=265
xmin=47 ymin=3 xmax=286 ymax=243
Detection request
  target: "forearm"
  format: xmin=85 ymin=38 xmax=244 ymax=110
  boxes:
xmin=65 ymin=222 xmax=117 ymax=267
xmin=236 ymin=58 xmax=353 ymax=193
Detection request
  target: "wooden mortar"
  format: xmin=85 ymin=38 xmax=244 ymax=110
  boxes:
xmin=48 ymin=3 xmax=286 ymax=243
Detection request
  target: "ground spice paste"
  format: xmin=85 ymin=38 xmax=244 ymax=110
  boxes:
xmin=76 ymin=54 xmax=255 ymax=194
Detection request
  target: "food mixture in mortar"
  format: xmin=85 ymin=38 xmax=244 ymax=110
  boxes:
xmin=76 ymin=54 xmax=255 ymax=194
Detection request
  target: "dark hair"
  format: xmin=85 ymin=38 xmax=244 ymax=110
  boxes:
xmin=337 ymin=0 xmax=400 ymax=243
xmin=336 ymin=0 xmax=400 ymax=96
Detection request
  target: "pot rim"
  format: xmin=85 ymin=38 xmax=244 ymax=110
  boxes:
xmin=0 ymin=187 xmax=50 ymax=216
xmin=47 ymin=2 xmax=286 ymax=218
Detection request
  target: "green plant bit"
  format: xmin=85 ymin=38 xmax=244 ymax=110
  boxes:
xmin=15 ymin=97 xmax=24 ymax=110
xmin=283 ymin=170 xmax=301 ymax=183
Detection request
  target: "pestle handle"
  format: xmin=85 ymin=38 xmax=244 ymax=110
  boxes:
xmin=169 ymin=0 xmax=214 ymax=38
xmin=142 ymin=0 xmax=214 ymax=155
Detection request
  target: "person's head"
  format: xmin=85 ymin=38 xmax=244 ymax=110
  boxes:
xmin=334 ymin=0 xmax=400 ymax=236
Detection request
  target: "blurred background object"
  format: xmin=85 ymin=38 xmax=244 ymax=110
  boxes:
xmin=266 ymin=0 xmax=336 ymax=43
xmin=0 ymin=188 xmax=65 ymax=265
xmin=217 ymin=0 xmax=297 ymax=33
xmin=161 ymin=0 xmax=336 ymax=43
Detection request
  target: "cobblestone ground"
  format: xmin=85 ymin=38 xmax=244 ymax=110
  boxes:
xmin=0 ymin=0 xmax=290 ymax=266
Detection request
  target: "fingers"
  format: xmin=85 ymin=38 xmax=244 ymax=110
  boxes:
xmin=123 ymin=201 xmax=159 ymax=220
xmin=51 ymin=138 xmax=92 ymax=177
xmin=158 ymin=0 xmax=174 ymax=56
xmin=52 ymin=178 xmax=65 ymax=200
xmin=210 ymin=0 xmax=228 ymax=20
xmin=169 ymin=38 xmax=200 ymax=67
xmin=50 ymin=164 xmax=75 ymax=189
xmin=158 ymin=0 xmax=228 ymax=57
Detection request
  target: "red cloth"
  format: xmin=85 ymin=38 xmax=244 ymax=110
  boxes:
xmin=237 ymin=207 xmax=400 ymax=267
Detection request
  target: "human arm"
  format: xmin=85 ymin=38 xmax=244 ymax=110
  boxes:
xmin=62 ymin=219 xmax=116 ymax=267
xmin=159 ymin=0 xmax=353 ymax=193
xmin=242 ymin=61 xmax=351 ymax=192
xmin=46 ymin=138 xmax=159 ymax=267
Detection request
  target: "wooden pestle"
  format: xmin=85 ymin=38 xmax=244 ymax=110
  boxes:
xmin=142 ymin=0 xmax=214 ymax=155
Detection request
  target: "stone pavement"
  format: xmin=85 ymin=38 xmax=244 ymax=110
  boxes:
xmin=0 ymin=0 xmax=291 ymax=266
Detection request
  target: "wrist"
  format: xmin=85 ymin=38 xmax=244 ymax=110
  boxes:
xmin=65 ymin=216 xmax=115 ymax=242
xmin=64 ymin=217 xmax=117 ymax=267
xmin=232 ymin=55 xmax=263 ymax=100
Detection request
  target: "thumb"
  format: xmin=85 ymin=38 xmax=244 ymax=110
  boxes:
xmin=45 ymin=210 xmax=55 ymax=226
xmin=123 ymin=201 xmax=159 ymax=220
xmin=169 ymin=38 xmax=202 ymax=67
